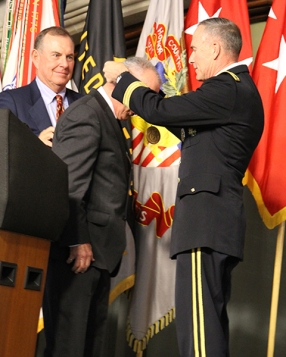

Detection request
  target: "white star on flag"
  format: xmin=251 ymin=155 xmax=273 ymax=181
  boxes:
xmin=185 ymin=1 xmax=222 ymax=35
xmin=269 ymin=7 xmax=277 ymax=20
xmin=263 ymin=35 xmax=286 ymax=93
xmin=237 ymin=57 xmax=253 ymax=68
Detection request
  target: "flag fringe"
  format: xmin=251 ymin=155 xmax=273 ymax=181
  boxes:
xmin=127 ymin=307 xmax=176 ymax=353
xmin=244 ymin=169 xmax=286 ymax=229
xmin=109 ymin=274 xmax=135 ymax=305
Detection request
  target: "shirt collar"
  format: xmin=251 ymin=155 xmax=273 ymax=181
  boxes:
xmin=97 ymin=86 xmax=116 ymax=117
xmin=215 ymin=62 xmax=240 ymax=76
xmin=36 ymin=76 xmax=66 ymax=105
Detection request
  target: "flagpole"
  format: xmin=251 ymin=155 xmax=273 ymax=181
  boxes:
xmin=267 ymin=221 xmax=285 ymax=357
xmin=136 ymin=352 xmax=143 ymax=357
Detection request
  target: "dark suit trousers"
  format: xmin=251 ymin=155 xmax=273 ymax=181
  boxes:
xmin=175 ymin=248 xmax=239 ymax=357
xmin=43 ymin=245 xmax=110 ymax=357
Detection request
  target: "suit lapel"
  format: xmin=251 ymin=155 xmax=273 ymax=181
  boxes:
xmin=28 ymin=80 xmax=52 ymax=132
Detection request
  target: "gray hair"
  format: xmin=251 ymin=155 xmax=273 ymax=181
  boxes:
xmin=34 ymin=26 xmax=75 ymax=50
xmin=198 ymin=18 xmax=242 ymax=58
xmin=124 ymin=57 xmax=162 ymax=86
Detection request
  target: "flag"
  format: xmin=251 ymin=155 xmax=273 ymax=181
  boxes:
xmin=127 ymin=0 xmax=188 ymax=352
xmin=73 ymin=0 xmax=126 ymax=94
xmin=73 ymin=0 xmax=136 ymax=303
xmin=1 ymin=0 xmax=63 ymax=90
xmin=184 ymin=0 xmax=253 ymax=90
xmin=245 ymin=0 xmax=286 ymax=229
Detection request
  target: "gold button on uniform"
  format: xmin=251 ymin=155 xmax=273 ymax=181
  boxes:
xmin=191 ymin=188 xmax=195 ymax=192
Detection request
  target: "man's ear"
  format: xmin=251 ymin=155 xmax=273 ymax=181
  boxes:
xmin=213 ymin=42 xmax=221 ymax=60
xmin=31 ymin=49 xmax=39 ymax=68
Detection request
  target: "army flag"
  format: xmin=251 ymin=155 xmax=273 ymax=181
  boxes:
xmin=73 ymin=0 xmax=126 ymax=94
xmin=184 ymin=0 xmax=252 ymax=90
xmin=246 ymin=1 xmax=286 ymax=229
xmin=127 ymin=0 xmax=188 ymax=353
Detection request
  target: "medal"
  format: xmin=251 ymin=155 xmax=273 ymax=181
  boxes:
xmin=146 ymin=126 xmax=160 ymax=144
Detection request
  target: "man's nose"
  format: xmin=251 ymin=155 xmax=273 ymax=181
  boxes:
xmin=59 ymin=57 xmax=69 ymax=67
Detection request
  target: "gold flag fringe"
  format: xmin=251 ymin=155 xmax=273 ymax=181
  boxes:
xmin=109 ymin=274 xmax=135 ymax=305
xmin=127 ymin=307 xmax=176 ymax=353
xmin=243 ymin=169 xmax=286 ymax=229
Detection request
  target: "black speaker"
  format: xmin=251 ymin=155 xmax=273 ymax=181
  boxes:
xmin=0 ymin=108 xmax=69 ymax=241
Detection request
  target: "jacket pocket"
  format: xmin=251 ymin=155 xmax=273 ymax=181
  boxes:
xmin=86 ymin=210 xmax=110 ymax=226
xmin=177 ymin=173 xmax=221 ymax=198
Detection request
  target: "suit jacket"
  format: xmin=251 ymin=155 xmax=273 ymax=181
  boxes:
xmin=0 ymin=79 xmax=82 ymax=135
xmin=52 ymin=88 xmax=132 ymax=274
xmin=113 ymin=65 xmax=264 ymax=260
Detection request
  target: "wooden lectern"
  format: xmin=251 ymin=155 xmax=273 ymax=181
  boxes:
xmin=0 ymin=109 xmax=69 ymax=357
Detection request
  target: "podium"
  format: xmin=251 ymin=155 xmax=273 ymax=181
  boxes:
xmin=0 ymin=109 xmax=69 ymax=357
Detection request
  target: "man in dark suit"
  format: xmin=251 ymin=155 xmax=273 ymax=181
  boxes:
xmin=0 ymin=26 xmax=82 ymax=147
xmin=104 ymin=18 xmax=264 ymax=357
xmin=43 ymin=57 xmax=162 ymax=357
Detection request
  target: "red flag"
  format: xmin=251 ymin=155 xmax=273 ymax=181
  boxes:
xmin=246 ymin=0 xmax=286 ymax=229
xmin=184 ymin=0 xmax=252 ymax=90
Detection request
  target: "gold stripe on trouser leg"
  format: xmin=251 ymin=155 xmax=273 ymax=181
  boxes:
xmin=197 ymin=249 xmax=206 ymax=357
xmin=191 ymin=248 xmax=206 ymax=357
xmin=191 ymin=249 xmax=199 ymax=356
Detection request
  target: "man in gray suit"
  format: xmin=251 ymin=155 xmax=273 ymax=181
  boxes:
xmin=0 ymin=26 xmax=82 ymax=147
xmin=103 ymin=18 xmax=264 ymax=357
xmin=43 ymin=57 xmax=161 ymax=357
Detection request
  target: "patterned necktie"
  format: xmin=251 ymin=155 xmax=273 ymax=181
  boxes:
xmin=55 ymin=95 xmax=64 ymax=121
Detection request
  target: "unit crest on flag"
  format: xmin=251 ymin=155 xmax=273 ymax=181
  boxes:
xmin=144 ymin=20 xmax=188 ymax=96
